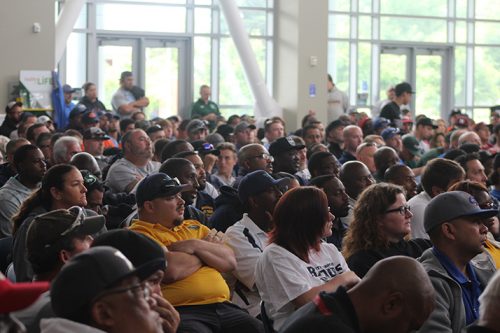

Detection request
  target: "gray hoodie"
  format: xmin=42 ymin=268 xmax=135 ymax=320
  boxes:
xmin=40 ymin=318 xmax=106 ymax=333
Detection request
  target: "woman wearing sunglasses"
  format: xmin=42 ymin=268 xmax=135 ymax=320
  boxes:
xmin=343 ymin=183 xmax=432 ymax=278
xmin=12 ymin=164 xmax=104 ymax=282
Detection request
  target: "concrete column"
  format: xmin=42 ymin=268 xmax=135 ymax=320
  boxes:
xmin=0 ymin=0 xmax=55 ymax=111
xmin=274 ymin=0 xmax=329 ymax=131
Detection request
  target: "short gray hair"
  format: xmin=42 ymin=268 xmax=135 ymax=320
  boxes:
xmin=53 ymin=136 xmax=80 ymax=164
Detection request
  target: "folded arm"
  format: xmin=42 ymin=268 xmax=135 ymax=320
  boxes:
xmin=168 ymin=239 xmax=236 ymax=273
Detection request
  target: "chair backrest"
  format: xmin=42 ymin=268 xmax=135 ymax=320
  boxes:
xmin=260 ymin=301 xmax=275 ymax=333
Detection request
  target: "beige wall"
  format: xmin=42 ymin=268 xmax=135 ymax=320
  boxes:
xmin=0 ymin=0 xmax=55 ymax=112
xmin=274 ymin=0 xmax=328 ymax=131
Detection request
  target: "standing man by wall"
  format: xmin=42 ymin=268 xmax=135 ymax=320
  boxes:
xmin=327 ymin=74 xmax=349 ymax=124
xmin=191 ymin=85 xmax=220 ymax=131
xmin=111 ymin=71 xmax=150 ymax=119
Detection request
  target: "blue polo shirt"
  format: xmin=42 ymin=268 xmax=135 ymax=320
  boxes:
xmin=433 ymin=247 xmax=482 ymax=324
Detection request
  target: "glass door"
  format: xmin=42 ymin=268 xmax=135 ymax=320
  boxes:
xmin=379 ymin=45 xmax=452 ymax=119
xmin=97 ymin=38 xmax=138 ymax=112
xmin=379 ymin=48 xmax=410 ymax=100
xmin=415 ymin=51 xmax=444 ymax=120
xmin=96 ymin=36 xmax=192 ymax=118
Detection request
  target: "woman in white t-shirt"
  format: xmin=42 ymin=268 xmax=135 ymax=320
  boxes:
xmin=255 ymin=186 xmax=360 ymax=331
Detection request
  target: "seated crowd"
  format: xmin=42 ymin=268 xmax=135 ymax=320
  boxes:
xmin=1 ymin=79 xmax=500 ymax=333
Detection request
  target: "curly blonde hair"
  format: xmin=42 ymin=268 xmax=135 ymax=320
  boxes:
xmin=342 ymin=183 xmax=405 ymax=259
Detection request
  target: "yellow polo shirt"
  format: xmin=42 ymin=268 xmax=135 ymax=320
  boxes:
xmin=129 ymin=219 xmax=230 ymax=306
xmin=484 ymin=239 xmax=500 ymax=269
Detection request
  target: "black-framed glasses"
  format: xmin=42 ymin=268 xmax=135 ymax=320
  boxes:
xmin=92 ymin=283 xmax=151 ymax=304
xmin=385 ymin=205 xmax=411 ymax=216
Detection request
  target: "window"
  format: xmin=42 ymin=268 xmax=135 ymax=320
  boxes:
xmin=329 ymin=0 xmax=500 ymax=121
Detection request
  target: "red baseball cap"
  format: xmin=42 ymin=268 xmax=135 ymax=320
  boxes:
xmin=0 ymin=273 xmax=49 ymax=313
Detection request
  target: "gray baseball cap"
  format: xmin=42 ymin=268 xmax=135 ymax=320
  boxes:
xmin=424 ymin=191 xmax=498 ymax=233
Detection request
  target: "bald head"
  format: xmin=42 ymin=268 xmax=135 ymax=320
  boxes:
xmin=356 ymin=142 xmax=378 ymax=173
xmin=450 ymin=129 xmax=467 ymax=149
xmin=238 ymin=143 xmax=273 ymax=173
xmin=458 ymin=131 xmax=481 ymax=147
xmin=374 ymin=146 xmax=400 ymax=176
xmin=340 ymin=161 xmax=374 ymax=199
xmin=350 ymin=256 xmax=435 ymax=333
xmin=343 ymin=125 xmax=363 ymax=154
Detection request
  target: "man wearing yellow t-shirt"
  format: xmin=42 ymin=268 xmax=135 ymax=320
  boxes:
xmin=129 ymin=172 xmax=264 ymax=333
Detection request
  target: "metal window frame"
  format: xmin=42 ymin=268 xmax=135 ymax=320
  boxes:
xmin=328 ymin=0 xmax=500 ymax=120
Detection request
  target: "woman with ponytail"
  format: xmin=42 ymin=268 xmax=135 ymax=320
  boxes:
xmin=12 ymin=164 xmax=95 ymax=282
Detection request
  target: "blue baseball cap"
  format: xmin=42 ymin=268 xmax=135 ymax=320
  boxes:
xmin=381 ymin=127 xmax=401 ymax=141
xmin=238 ymin=170 xmax=288 ymax=204
xmin=373 ymin=117 xmax=390 ymax=131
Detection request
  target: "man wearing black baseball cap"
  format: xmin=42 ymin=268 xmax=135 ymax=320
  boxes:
xmin=83 ymin=127 xmax=110 ymax=170
xmin=129 ymin=173 xmax=264 ymax=332
xmin=14 ymin=207 xmax=105 ymax=332
xmin=419 ymin=191 xmax=497 ymax=333
xmin=413 ymin=117 xmax=438 ymax=154
xmin=225 ymin=170 xmax=285 ymax=316
xmin=92 ymin=229 xmax=180 ymax=333
xmin=269 ymin=136 xmax=305 ymax=175
xmin=234 ymin=121 xmax=257 ymax=150
xmin=41 ymin=246 xmax=162 ymax=333
xmin=325 ymin=119 xmax=349 ymax=159
xmin=380 ymin=82 xmax=414 ymax=130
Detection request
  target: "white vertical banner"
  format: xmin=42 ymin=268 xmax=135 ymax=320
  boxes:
xmin=55 ymin=0 xmax=85 ymax=65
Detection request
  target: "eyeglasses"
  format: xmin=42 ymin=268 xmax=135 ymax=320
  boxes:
xmin=385 ymin=205 xmax=411 ymax=215
xmin=249 ymin=153 xmax=274 ymax=162
xmin=93 ymin=283 xmax=151 ymax=304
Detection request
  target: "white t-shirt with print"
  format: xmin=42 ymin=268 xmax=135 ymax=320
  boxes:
xmin=255 ymin=242 xmax=349 ymax=331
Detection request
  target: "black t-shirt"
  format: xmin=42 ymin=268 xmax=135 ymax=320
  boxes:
xmin=347 ymin=238 xmax=432 ymax=278
xmin=328 ymin=142 xmax=344 ymax=159
xmin=280 ymin=287 xmax=360 ymax=333
xmin=380 ymin=101 xmax=402 ymax=128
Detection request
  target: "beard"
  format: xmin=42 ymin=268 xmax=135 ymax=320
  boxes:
xmin=173 ymin=216 xmax=184 ymax=226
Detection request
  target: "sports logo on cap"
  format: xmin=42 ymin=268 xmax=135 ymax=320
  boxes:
xmin=286 ymin=136 xmax=296 ymax=146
